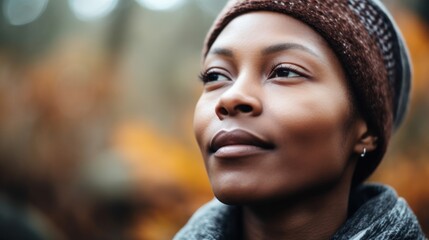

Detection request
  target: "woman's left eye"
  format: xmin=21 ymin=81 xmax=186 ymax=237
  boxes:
xmin=268 ymin=65 xmax=302 ymax=79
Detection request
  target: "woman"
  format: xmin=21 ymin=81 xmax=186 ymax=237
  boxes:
xmin=175 ymin=0 xmax=425 ymax=239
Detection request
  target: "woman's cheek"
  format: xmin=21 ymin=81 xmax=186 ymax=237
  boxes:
xmin=193 ymin=100 xmax=208 ymax=146
xmin=193 ymin=95 xmax=218 ymax=150
xmin=269 ymin=85 xmax=350 ymax=131
xmin=268 ymin=91 xmax=351 ymax=159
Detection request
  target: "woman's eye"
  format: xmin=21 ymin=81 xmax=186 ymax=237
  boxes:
xmin=199 ymin=71 xmax=230 ymax=83
xmin=268 ymin=66 xmax=301 ymax=79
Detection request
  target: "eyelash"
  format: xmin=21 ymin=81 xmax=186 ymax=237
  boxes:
xmin=198 ymin=70 xmax=230 ymax=84
xmin=198 ymin=64 xmax=306 ymax=84
xmin=268 ymin=64 xmax=305 ymax=79
xmin=198 ymin=72 xmax=209 ymax=83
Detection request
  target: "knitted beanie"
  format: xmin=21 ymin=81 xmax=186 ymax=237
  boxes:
xmin=203 ymin=0 xmax=411 ymax=184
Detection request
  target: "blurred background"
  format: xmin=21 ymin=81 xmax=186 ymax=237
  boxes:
xmin=0 ymin=0 xmax=427 ymax=239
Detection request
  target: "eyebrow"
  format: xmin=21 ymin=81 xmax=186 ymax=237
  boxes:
xmin=262 ymin=43 xmax=320 ymax=57
xmin=206 ymin=42 xmax=320 ymax=59
xmin=207 ymin=48 xmax=234 ymax=58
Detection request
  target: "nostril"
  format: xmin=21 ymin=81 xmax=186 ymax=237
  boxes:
xmin=236 ymin=104 xmax=253 ymax=113
xmin=219 ymin=107 xmax=228 ymax=115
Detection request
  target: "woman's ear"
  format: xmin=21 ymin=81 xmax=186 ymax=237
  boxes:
xmin=353 ymin=119 xmax=378 ymax=155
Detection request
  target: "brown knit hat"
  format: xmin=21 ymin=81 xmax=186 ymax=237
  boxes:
xmin=203 ymin=0 xmax=411 ymax=184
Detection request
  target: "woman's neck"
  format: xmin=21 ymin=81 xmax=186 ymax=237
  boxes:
xmin=241 ymin=179 xmax=352 ymax=240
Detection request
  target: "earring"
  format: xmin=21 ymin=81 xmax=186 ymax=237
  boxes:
xmin=360 ymin=147 xmax=367 ymax=158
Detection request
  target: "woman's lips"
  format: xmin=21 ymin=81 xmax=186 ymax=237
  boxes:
xmin=209 ymin=129 xmax=274 ymax=158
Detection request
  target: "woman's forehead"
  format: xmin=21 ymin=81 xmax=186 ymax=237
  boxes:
xmin=207 ymin=12 xmax=333 ymax=62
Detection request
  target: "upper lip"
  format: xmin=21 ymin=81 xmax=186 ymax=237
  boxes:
xmin=209 ymin=129 xmax=274 ymax=153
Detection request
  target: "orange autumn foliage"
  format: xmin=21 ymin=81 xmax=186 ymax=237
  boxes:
xmin=112 ymin=121 xmax=212 ymax=239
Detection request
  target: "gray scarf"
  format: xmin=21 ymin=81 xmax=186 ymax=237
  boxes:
xmin=174 ymin=184 xmax=426 ymax=240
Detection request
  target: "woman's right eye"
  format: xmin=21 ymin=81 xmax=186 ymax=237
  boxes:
xmin=199 ymin=71 xmax=230 ymax=83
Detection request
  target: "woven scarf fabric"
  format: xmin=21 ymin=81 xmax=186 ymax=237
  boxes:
xmin=174 ymin=184 xmax=426 ymax=240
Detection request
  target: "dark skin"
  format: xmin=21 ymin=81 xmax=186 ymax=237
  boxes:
xmin=194 ymin=12 xmax=377 ymax=240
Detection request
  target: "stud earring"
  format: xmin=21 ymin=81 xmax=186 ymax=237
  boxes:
xmin=360 ymin=147 xmax=367 ymax=158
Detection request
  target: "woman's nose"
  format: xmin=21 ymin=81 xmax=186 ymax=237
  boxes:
xmin=215 ymin=82 xmax=262 ymax=120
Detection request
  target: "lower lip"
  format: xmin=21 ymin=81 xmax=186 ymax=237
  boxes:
xmin=213 ymin=145 xmax=270 ymax=158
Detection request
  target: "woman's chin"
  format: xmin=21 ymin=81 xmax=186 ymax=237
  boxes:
xmin=214 ymin=189 xmax=260 ymax=205
xmin=211 ymin=180 xmax=271 ymax=205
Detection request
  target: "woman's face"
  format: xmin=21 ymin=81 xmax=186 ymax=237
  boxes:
xmin=194 ymin=12 xmax=365 ymax=204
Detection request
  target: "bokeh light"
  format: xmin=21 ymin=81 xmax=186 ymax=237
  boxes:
xmin=69 ymin=0 xmax=118 ymax=21
xmin=3 ymin=0 xmax=49 ymax=26
xmin=135 ymin=0 xmax=186 ymax=11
